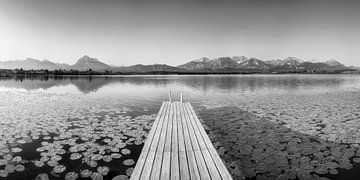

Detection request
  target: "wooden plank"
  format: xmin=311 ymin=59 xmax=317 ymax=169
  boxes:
xmin=177 ymin=102 xmax=186 ymax=152
xmin=150 ymin=151 xmax=164 ymax=180
xmin=185 ymin=102 xmax=216 ymax=151
xmin=179 ymin=151 xmax=190 ymax=180
xmin=177 ymin=102 xmax=190 ymax=180
xmin=179 ymin=102 xmax=200 ymax=180
xmin=182 ymin=103 xmax=211 ymax=180
xmin=150 ymin=103 xmax=171 ymax=180
xmin=160 ymin=103 xmax=174 ymax=180
xmin=210 ymin=149 xmax=234 ymax=180
xmin=171 ymin=102 xmax=180 ymax=180
xmin=130 ymin=102 xmax=167 ymax=180
xmin=181 ymin=103 xmax=211 ymax=180
xmin=160 ymin=152 xmax=171 ymax=180
xmin=132 ymin=101 xmax=232 ymax=180
xmin=185 ymin=102 xmax=233 ymax=180
xmin=140 ymin=102 xmax=170 ymax=180
xmin=181 ymin=103 xmax=200 ymax=151
xmin=202 ymin=150 xmax=223 ymax=180
xmin=184 ymin=103 xmax=221 ymax=180
xmin=187 ymin=151 xmax=200 ymax=180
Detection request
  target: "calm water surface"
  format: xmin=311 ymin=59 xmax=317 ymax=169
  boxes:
xmin=1 ymin=75 xmax=360 ymax=180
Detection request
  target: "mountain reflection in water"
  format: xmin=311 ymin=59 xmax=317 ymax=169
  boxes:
xmin=0 ymin=75 xmax=358 ymax=95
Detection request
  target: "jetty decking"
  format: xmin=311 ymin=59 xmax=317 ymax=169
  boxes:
xmin=130 ymin=101 xmax=232 ymax=180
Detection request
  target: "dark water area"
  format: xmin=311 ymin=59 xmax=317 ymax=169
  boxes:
xmin=1 ymin=74 xmax=360 ymax=179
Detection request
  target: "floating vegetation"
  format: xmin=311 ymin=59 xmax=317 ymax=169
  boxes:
xmin=111 ymin=153 xmax=122 ymax=159
xmin=80 ymin=169 xmax=93 ymax=178
xmin=35 ymin=173 xmax=49 ymax=180
xmin=53 ymin=165 xmax=66 ymax=173
xmin=126 ymin=168 xmax=134 ymax=176
xmin=112 ymin=175 xmax=129 ymax=180
xmin=47 ymin=160 xmax=59 ymax=167
xmin=87 ymin=161 xmax=98 ymax=168
xmin=70 ymin=153 xmax=82 ymax=160
xmin=103 ymin=155 xmax=113 ymax=162
xmin=97 ymin=166 xmax=110 ymax=176
xmin=0 ymin=170 xmax=8 ymax=178
xmin=121 ymin=149 xmax=131 ymax=155
xmin=123 ymin=159 xmax=135 ymax=166
xmin=50 ymin=155 xmax=62 ymax=161
xmin=12 ymin=156 xmax=22 ymax=163
xmin=0 ymin=91 xmax=159 ymax=179
xmin=15 ymin=164 xmax=25 ymax=172
xmin=199 ymin=104 xmax=360 ymax=180
xmin=34 ymin=160 xmax=45 ymax=167
xmin=3 ymin=154 xmax=13 ymax=161
xmin=91 ymin=172 xmax=103 ymax=180
xmin=64 ymin=172 xmax=78 ymax=180
xmin=11 ymin=147 xmax=23 ymax=153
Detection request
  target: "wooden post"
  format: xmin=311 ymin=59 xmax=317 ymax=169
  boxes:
xmin=169 ymin=91 xmax=172 ymax=102
xmin=180 ymin=92 xmax=183 ymax=103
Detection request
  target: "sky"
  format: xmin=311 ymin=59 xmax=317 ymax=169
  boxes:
xmin=0 ymin=0 xmax=359 ymax=66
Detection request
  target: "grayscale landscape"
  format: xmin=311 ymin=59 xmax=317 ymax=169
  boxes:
xmin=0 ymin=0 xmax=360 ymax=180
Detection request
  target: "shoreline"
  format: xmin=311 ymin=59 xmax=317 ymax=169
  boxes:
xmin=1 ymin=71 xmax=359 ymax=77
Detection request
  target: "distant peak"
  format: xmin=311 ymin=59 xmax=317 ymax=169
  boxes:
xmin=326 ymin=59 xmax=339 ymax=63
xmin=77 ymin=55 xmax=99 ymax=62
xmin=79 ymin=55 xmax=90 ymax=59
xmin=25 ymin=58 xmax=41 ymax=62
xmin=325 ymin=59 xmax=345 ymax=67
xmin=249 ymin=57 xmax=260 ymax=61
xmin=284 ymin=57 xmax=303 ymax=62
xmin=193 ymin=57 xmax=210 ymax=62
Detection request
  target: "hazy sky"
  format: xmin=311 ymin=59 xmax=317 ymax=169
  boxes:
xmin=0 ymin=0 xmax=359 ymax=66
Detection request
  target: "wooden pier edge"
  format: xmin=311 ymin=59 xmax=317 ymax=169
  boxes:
xmin=130 ymin=101 xmax=233 ymax=180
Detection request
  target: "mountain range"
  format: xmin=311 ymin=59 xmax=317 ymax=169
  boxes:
xmin=0 ymin=55 xmax=357 ymax=73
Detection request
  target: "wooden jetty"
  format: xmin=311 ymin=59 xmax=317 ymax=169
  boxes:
xmin=130 ymin=99 xmax=232 ymax=180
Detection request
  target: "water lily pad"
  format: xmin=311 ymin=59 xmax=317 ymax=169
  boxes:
xmin=329 ymin=168 xmax=338 ymax=175
xmin=111 ymin=153 xmax=122 ymax=159
xmin=35 ymin=173 xmax=49 ymax=180
xmin=123 ymin=159 xmax=135 ymax=166
xmin=103 ymin=155 xmax=112 ymax=162
xmin=0 ymin=159 xmax=7 ymax=166
xmin=11 ymin=147 xmax=23 ymax=153
xmin=97 ymin=166 xmax=110 ymax=176
xmin=87 ymin=160 xmax=98 ymax=168
xmin=47 ymin=160 xmax=59 ymax=167
xmin=34 ymin=160 xmax=45 ymax=167
xmin=12 ymin=156 xmax=22 ymax=163
xmin=354 ymin=157 xmax=360 ymax=163
xmin=15 ymin=164 xmax=25 ymax=172
xmin=91 ymin=172 xmax=103 ymax=180
xmin=80 ymin=169 xmax=92 ymax=178
xmin=65 ymin=172 xmax=78 ymax=180
xmin=16 ymin=139 xmax=26 ymax=144
xmin=3 ymin=154 xmax=13 ymax=161
xmin=51 ymin=155 xmax=62 ymax=161
xmin=0 ymin=170 xmax=8 ymax=178
xmin=121 ymin=149 xmax=131 ymax=155
xmin=126 ymin=168 xmax=134 ymax=176
xmin=70 ymin=153 xmax=82 ymax=160
xmin=112 ymin=175 xmax=128 ymax=180
xmin=53 ymin=165 xmax=66 ymax=173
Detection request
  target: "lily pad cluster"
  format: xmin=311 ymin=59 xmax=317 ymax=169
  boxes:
xmin=199 ymin=103 xmax=360 ymax=180
xmin=0 ymin=91 xmax=156 ymax=179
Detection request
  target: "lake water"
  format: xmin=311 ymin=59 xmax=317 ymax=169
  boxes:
xmin=1 ymin=74 xmax=360 ymax=180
